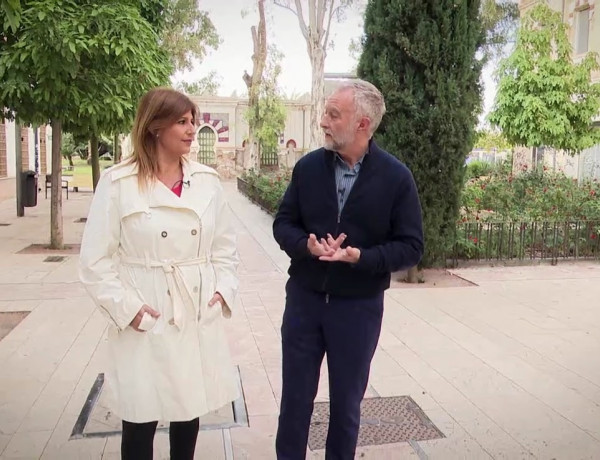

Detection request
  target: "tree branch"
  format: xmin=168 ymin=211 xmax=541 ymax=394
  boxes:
xmin=294 ymin=0 xmax=309 ymax=40
xmin=323 ymin=0 xmax=336 ymax=49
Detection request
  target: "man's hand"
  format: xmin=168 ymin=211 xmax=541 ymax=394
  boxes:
xmin=319 ymin=246 xmax=361 ymax=264
xmin=307 ymin=233 xmax=346 ymax=257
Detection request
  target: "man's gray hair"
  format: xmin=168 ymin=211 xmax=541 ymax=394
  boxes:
xmin=336 ymin=79 xmax=386 ymax=135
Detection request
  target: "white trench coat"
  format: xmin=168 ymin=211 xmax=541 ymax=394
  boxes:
xmin=79 ymin=160 xmax=239 ymax=423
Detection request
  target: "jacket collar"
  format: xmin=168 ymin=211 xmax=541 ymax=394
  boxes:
xmin=109 ymin=158 xmax=218 ymax=183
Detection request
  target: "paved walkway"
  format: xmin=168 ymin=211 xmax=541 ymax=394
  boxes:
xmin=0 ymin=184 xmax=599 ymax=459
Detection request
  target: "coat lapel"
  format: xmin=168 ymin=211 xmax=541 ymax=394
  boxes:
xmin=113 ymin=160 xmax=218 ymax=221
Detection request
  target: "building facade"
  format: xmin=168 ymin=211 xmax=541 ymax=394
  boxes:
xmin=0 ymin=122 xmax=53 ymax=202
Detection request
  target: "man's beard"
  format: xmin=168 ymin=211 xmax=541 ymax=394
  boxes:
xmin=323 ymin=129 xmax=354 ymax=152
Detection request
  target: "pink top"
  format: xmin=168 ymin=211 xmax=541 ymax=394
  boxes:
xmin=171 ymin=182 xmax=183 ymax=197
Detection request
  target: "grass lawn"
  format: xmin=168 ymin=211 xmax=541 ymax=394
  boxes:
xmin=61 ymin=158 xmax=112 ymax=189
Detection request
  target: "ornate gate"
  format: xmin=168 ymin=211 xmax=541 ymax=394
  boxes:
xmin=197 ymin=126 xmax=216 ymax=165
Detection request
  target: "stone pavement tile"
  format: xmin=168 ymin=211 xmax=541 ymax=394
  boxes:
xmin=428 ymin=294 xmax=600 ymax=404
xmin=0 ymin=282 xmax=87 ymax=302
xmin=0 ymin=436 xmax=10 ymax=457
xmin=396 ymin=294 xmax=600 ymax=438
xmin=17 ymin=308 xmax=106 ymax=433
xmin=418 ymin=409 xmax=494 ymax=459
xmin=230 ymin=415 xmax=278 ymax=460
xmin=194 ymin=430 xmax=227 ymax=460
xmin=0 ymin=300 xmax=41 ymax=313
xmin=516 ymin=420 xmax=600 ymax=460
xmin=101 ymin=436 xmax=122 ymax=459
xmin=368 ymin=373 xmax=440 ymax=411
xmin=452 ymin=263 xmax=600 ymax=283
xmin=370 ymin=348 xmax=412 ymax=378
xmin=471 ymin=393 xmax=600 ymax=458
xmin=307 ymin=442 xmax=419 ymax=459
xmin=239 ymin=365 xmax=279 ymax=417
xmin=42 ymin=257 xmax=81 ymax=284
xmin=0 ymin=430 xmax=52 ymax=459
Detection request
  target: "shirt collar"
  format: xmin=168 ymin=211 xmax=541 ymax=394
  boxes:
xmin=334 ymin=151 xmax=367 ymax=172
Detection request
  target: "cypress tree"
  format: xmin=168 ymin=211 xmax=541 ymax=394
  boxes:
xmin=358 ymin=0 xmax=484 ymax=265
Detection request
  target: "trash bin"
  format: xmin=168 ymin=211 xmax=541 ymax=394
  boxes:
xmin=22 ymin=170 xmax=38 ymax=207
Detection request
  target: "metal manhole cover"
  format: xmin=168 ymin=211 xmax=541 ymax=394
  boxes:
xmin=44 ymin=256 xmax=67 ymax=262
xmin=308 ymin=396 xmax=444 ymax=450
xmin=74 ymin=218 xmax=87 ymax=223
xmin=0 ymin=311 xmax=30 ymax=341
xmin=71 ymin=366 xmax=248 ymax=439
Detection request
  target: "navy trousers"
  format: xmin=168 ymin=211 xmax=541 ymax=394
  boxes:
xmin=276 ymin=279 xmax=384 ymax=460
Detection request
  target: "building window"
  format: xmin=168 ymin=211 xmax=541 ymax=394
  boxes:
xmin=197 ymin=126 xmax=216 ymax=165
xmin=575 ymin=7 xmax=590 ymax=55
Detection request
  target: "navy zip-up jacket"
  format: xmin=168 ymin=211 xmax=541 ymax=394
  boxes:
xmin=273 ymin=140 xmax=424 ymax=298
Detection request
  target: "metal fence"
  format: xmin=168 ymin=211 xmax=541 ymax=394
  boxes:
xmin=451 ymin=220 xmax=600 ymax=264
xmin=260 ymin=148 xmax=278 ymax=168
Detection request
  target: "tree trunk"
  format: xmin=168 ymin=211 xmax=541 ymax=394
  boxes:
xmin=406 ymin=265 xmax=419 ymax=283
xmin=245 ymin=0 xmax=267 ymax=172
xmin=309 ymin=47 xmax=325 ymax=149
xmin=50 ymin=119 xmax=63 ymax=249
xmin=90 ymin=133 xmax=100 ymax=191
xmin=113 ymin=133 xmax=121 ymax=164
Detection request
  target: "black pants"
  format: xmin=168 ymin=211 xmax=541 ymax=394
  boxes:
xmin=121 ymin=418 xmax=200 ymax=460
xmin=276 ymin=279 xmax=384 ymax=460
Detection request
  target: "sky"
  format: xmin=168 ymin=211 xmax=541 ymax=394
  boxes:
xmin=173 ymin=0 xmax=499 ymax=123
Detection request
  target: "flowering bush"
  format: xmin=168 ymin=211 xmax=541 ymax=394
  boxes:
xmin=461 ymin=169 xmax=600 ymax=222
xmin=240 ymin=168 xmax=292 ymax=214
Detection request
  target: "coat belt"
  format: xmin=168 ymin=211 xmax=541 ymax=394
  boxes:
xmin=120 ymin=255 xmax=210 ymax=329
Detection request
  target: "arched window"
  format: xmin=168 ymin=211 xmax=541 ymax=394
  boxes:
xmin=197 ymin=126 xmax=216 ymax=165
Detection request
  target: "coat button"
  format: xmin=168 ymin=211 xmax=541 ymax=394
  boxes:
xmin=168 ymin=318 xmax=175 ymax=326
xmin=167 ymin=289 xmax=170 ymax=296
xmin=161 ymin=231 xmax=167 ymax=238
xmin=191 ymin=229 xmax=198 ymax=236
xmin=193 ymin=286 xmax=199 ymax=293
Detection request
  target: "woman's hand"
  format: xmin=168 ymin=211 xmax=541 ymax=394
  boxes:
xmin=208 ymin=292 xmax=226 ymax=308
xmin=130 ymin=304 xmax=161 ymax=332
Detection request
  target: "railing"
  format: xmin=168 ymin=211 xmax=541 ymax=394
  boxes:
xmin=451 ymin=221 xmax=600 ymax=264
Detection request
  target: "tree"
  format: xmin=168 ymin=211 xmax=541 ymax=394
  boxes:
xmin=246 ymin=46 xmax=287 ymax=166
xmin=474 ymin=129 xmax=511 ymax=152
xmin=489 ymin=2 xmax=600 ymax=164
xmin=243 ymin=0 xmax=268 ymax=171
xmin=274 ymin=0 xmax=355 ymax=150
xmin=479 ymin=0 xmax=519 ymax=63
xmin=159 ymin=0 xmax=220 ymax=72
xmin=0 ymin=0 xmax=170 ymax=248
xmin=358 ymin=0 xmax=484 ymax=266
xmin=175 ymin=71 xmax=222 ymax=96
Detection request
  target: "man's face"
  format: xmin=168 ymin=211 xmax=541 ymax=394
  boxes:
xmin=320 ymin=89 xmax=359 ymax=152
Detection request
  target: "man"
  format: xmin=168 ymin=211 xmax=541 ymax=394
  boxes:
xmin=273 ymin=79 xmax=424 ymax=459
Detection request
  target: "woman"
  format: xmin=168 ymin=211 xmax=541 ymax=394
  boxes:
xmin=79 ymin=88 xmax=239 ymax=459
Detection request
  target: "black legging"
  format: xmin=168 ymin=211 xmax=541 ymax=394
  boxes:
xmin=121 ymin=418 xmax=200 ymax=460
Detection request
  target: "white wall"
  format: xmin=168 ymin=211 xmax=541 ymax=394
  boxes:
xmin=5 ymin=120 xmax=16 ymax=178
xmin=45 ymin=126 xmax=53 ymax=173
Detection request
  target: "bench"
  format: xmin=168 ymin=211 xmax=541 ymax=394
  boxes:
xmin=45 ymin=174 xmax=69 ymax=200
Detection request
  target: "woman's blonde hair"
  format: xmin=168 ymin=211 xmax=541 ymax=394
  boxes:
xmin=128 ymin=87 xmax=198 ymax=187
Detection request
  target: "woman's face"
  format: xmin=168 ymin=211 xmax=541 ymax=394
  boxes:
xmin=156 ymin=111 xmax=196 ymax=158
